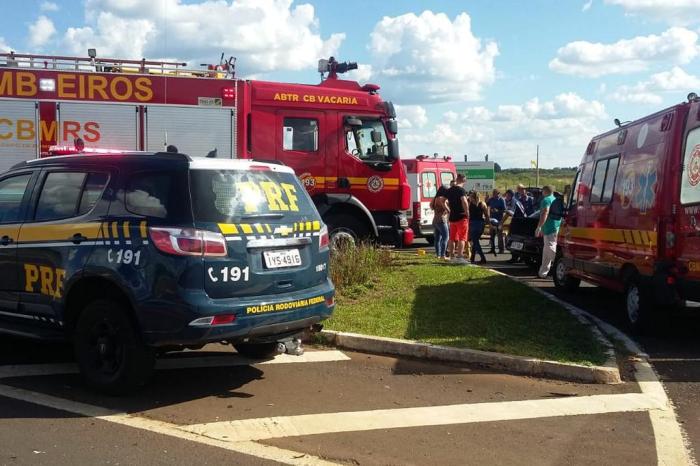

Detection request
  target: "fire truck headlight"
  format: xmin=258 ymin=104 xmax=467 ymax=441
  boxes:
xmin=39 ymin=79 xmax=56 ymax=92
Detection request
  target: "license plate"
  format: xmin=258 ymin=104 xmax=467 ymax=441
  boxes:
xmin=263 ymin=249 xmax=302 ymax=269
xmin=510 ymin=241 xmax=524 ymax=251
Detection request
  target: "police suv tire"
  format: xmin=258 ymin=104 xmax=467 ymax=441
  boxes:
xmin=553 ymin=256 xmax=580 ymax=292
xmin=234 ymin=342 xmax=280 ymax=359
xmin=624 ymin=277 xmax=653 ymax=334
xmin=73 ymin=300 xmax=155 ymax=394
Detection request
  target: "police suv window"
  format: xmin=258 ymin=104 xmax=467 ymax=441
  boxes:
xmin=282 ymin=118 xmax=318 ymax=152
xmin=422 ymin=172 xmax=437 ymax=198
xmin=590 ymin=157 xmax=619 ymax=204
xmin=0 ymin=174 xmax=32 ymax=224
xmin=126 ymin=172 xmax=186 ymax=219
xmin=34 ymin=172 xmax=87 ymax=221
xmin=78 ymin=173 xmax=109 ymax=216
xmin=681 ymin=127 xmax=700 ymax=204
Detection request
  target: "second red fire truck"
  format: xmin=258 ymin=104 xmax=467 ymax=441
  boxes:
xmin=0 ymin=52 xmax=413 ymax=247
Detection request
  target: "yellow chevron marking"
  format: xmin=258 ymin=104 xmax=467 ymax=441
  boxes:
xmin=111 ymin=222 xmax=119 ymax=241
xmin=305 ymin=221 xmax=312 ymax=231
xmin=632 ymin=230 xmax=642 ymax=245
xmin=140 ymin=221 xmax=147 ymax=239
xmin=123 ymin=221 xmax=130 ymax=239
xmin=218 ymin=224 xmax=239 ymax=235
xmin=312 ymin=220 xmax=321 ymax=231
xmin=240 ymin=224 xmax=253 ymax=235
xmin=254 ymin=223 xmax=265 ymax=234
xmin=265 ymin=224 xmax=272 ymax=233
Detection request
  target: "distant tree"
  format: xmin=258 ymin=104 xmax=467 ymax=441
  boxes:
xmin=494 ymin=162 xmax=502 ymax=172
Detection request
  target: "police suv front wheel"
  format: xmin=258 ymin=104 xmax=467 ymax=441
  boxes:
xmin=74 ymin=300 xmax=155 ymax=394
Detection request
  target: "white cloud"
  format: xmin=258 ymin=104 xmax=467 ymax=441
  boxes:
xmin=345 ymin=63 xmax=373 ymax=83
xmin=604 ymin=0 xmax=700 ymax=26
xmin=0 ymin=37 xmax=11 ymax=53
xmin=549 ymin=27 xmax=699 ymax=77
xmin=395 ymin=105 xmax=428 ymax=129
xmin=28 ymin=15 xmax=56 ymax=48
xmin=582 ymin=0 xmax=593 ymax=12
xmin=40 ymin=1 xmax=59 ymax=12
xmin=609 ymin=66 xmax=700 ymax=104
xmin=59 ymin=0 xmax=344 ymax=75
xmin=365 ymin=11 xmax=499 ymax=103
xmin=399 ymin=93 xmax=608 ymax=167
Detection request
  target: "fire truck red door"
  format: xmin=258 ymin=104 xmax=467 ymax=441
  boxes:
xmin=274 ymin=111 xmax=328 ymax=194
xmin=678 ymin=101 xmax=700 ymax=278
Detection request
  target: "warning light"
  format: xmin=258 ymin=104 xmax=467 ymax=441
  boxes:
xmin=222 ymin=87 xmax=235 ymax=99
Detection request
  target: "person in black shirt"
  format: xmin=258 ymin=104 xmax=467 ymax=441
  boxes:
xmin=468 ymin=191 xmax=490 ymax=263
xmin=446 ymin=174 xmax=470 ymax=263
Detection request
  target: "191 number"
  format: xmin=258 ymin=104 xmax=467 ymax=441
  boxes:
xmin=108 ymin=249 xmax=141 ymax=265
xmin=208 ymin=266 xmax=250 ymax=283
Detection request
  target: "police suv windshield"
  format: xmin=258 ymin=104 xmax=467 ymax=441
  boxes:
xmin=189 ymin=169 xmax=315 ymax=222
xmin=346 ymin=120 xmax=391 ymax=162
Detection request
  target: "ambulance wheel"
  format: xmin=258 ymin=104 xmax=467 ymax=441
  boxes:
xmin=234 ymin=342 xmax=280 ymax=359
xmin=74 ymin=300 xmax=155 ymax=394
xmin=553 ymin=256 xmax=580 ymax=292
xmin=624 ymin=278 xmax=653 ymax=334
xmin=327 ymin=214 xmax=368 ymax=251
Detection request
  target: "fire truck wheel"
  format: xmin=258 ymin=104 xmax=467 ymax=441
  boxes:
xmin=553 ymin=256 xmax=580 ymax=292
xmin=74 ymin=299 xmax=155 ymax=394
xmin=327 ymin=214 xmax=368 ymax=251
xmin=624 ymin=278 xmax=652 ymax=334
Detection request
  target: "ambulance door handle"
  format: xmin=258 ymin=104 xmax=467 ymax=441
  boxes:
xmin=338 ymin=177 xmax=350 ymax=189
xmin=0 ymin=236 xmax=13 ymax=246
xmin=71 ymin=233 xmax=88 ymax=244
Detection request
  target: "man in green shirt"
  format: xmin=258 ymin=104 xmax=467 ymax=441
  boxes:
xmin=535 ymin=185 xmax=561 ymax=279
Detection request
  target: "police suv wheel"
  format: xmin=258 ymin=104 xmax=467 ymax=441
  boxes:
xmin=553 ymin=257 xmax=580 ymax=292
xmin=74 ymin=300 xmax=155 ymax=394
xmin=234 ymin=342 xmax=280 ymax=359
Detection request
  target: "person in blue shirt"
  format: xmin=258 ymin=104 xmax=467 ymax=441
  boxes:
xmin=487 ymin=189 xmax=506 ymax=255
xmin=517 ymin=184 xmax=534 ymax=216
xmin=535 ymin=185 xmax=563 ymax=278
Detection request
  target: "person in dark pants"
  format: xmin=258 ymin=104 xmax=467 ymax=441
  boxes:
xmin=487 ymin=188 xmax=506 ymax=255
xmin=430 ymin=185 xmax=450 ymax=259
xmin=468 ymin=191 xmax=489 ymax=264
xmin=503 ymin=189 xmax=526 ymax=264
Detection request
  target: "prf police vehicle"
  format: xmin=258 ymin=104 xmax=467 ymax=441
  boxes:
xmin=0 ymin=149 xmax=335 ymax=392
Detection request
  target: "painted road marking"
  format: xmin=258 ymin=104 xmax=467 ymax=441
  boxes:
xmin=182 ymin=393 xmax=663 ymax=442
xmin=0 ymin=350 xmax=350 ymax=380
xmin=0 ymin=384 xmax=340 ymax=466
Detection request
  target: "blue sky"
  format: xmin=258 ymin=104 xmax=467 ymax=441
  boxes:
xmin=2 ymin=0 xmax=699 ymax=167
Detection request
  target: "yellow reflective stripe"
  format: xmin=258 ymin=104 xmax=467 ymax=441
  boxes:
xmin=254 ymin=223 xmax=265 ymax=234
xmin=111 ymin=222 xmax=119 ymax=241
xmin=568 ymin=227 xmax=625 ymax=243
xmin=312 ymin=220 xmax=320 ymax=231
xmin=140 ymin=220 xmax=148 ymax=239
xmin=632 ymin=230 xmax=642 ymax=245
xmin=347 ymin=177 xmax=368 ymax=184
xmin=640 ymin=231 xmax=650 ymax=246
xmin=623 ymin=230 xmax=633 ymax=244
xmin=305 ymin=221 xmax=312 ymax=231
xmin=218 ymin=223 xmax=239 ymax=235
xmin=265 ymin=224 xmax=272 ymax=233
xmin=383 ymin=178 xmax=400 ymax=186
xmin=240 ymin=224 xmax=253 ymax=234
xmin=18 ymin=223 xmax=102 ymax=242
xmin=123 ymin=221 xmax=130 ymax=239
xmin=298 ymin=222 xmax=305 ymax=232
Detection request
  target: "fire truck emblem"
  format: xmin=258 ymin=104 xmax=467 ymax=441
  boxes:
xmin=367 ymin=175 xmax=384 ymax=193
xmin=299 ymin=173 xmax=317 ymax=191
xmin=687 ymin=145 xmax=700 ymax=187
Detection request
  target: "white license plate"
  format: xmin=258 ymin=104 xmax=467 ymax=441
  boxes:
xmin=510 ymin=241 xmax=524 ymax=251
xmin=264 ymin=249 xmax=302 ymax=269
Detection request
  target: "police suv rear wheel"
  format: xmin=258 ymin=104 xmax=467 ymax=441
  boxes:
xmin=74 ymin=300 xmax=155 ymax=394
xmin=234 ymin=342 xmax=281 ymax=359
xmin=553 ymin=256 xmax=580 ymax=292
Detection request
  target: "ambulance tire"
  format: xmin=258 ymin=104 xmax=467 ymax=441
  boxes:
xmin=327 ymin=214 xmax=369 ymax=251
xmin=234 ymin=342 xmax=280 ymax=359
xmin=74 ymin=300 xmax=155 ymax=394
xmin=624 ymin=277 xmax=653 ymax=334
xmin=553 ymin=256 xmax=580 ymax=292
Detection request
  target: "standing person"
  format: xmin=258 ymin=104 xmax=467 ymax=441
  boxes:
xmin=468 ymin=191 xmax=489 ymax=263
xmin=487 ymin=189 xmax=506 ymax=255
xmin=503 ymin=189 xmax=526 ymax=264
xmin=446 ymin=174 xmax=470 ymax=263
xmin=430 ymin=185 xmax=450 ymax=260
xmin=517 ymin=184 xmax=534 ymax=216
xmin=535 ymin=185 xmax=562 ymax=278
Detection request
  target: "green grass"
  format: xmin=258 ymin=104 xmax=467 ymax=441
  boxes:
xmin=326 ymin=254 xmax=607 ymax=365
xmin=496 ymin=168 xmax=576 ymax=193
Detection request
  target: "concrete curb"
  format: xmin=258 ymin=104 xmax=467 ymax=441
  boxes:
xmin=319 ymin=330 xmax=622 ymax=384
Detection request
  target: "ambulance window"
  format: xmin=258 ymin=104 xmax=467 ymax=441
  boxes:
xmin=78 ymin=173 xmax=109 ymax=216
xmin=681 ymin=127 xmax=700 ymax=205
xmin=34 ymin=172 xmax=87 ymax=221
xmin=0 ymin=174 xmax=32 ymax=224
xmin=422 ymin=172 xmax=437 ymax=198
xmin=440 ymin=172 xmax=454 ymax=187
xmin=282 ymin=118 xmax=318 ymax=152
xmin=569 ymin=170 xmax=582 ymax=210
xmin=590 ymin=156 xmax=619 ymax=204
xmin=602 ymin=157 xmax=619 ymax=203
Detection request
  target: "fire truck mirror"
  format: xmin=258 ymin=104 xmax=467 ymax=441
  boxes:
xmin=387 ymin=120 xmax=398 ymax=135
xmin=387 ymin=138 xmax=399 ymax=162
xmin=344 ymin=116 xmax=363 ymax=127
xmin=384 ymin=102 xmax=397 ymax=119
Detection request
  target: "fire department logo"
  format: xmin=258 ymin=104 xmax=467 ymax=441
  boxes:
xmin=367 ymin=175 xmax=384 ymax=193
xmin=299 ymin=173 xmax=317 ymax=191
xmin=687 ymin=145 xmax=700 ymax=187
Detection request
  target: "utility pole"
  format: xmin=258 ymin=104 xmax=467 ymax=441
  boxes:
xmin=536 ymin=144 xmax=540 ymax=187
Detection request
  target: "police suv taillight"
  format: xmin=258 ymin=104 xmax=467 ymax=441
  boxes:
xmin=149 ymin=227 xmax=228 ymax=257
xmin=319 ymin=224 xmax=330 ymax=252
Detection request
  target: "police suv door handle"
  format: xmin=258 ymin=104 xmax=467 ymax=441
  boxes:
xmin=0 ymin=235 xmax=13 ymax=246
xmin=71 ymin=233 xmax=88 ymax=244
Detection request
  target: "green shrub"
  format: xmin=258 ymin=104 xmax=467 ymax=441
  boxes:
xmin=330 ymin=243 xmax=393 ymax=292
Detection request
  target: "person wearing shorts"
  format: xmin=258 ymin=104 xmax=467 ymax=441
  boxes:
xmin=446 ymin=174 xmax=470 ymax=263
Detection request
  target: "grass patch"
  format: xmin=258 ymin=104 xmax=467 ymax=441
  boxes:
xmin=327 ymin=253 xmax=607 ymax=365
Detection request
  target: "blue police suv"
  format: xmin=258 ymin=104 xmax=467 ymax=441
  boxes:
xmin=0 ymin=151 xmax=335 ymax=392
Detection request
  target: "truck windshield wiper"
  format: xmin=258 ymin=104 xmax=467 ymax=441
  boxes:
xmin=240 ymin=213 xmax=284 ymax=219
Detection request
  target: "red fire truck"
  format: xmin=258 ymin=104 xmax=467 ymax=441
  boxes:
xmin=0 ymin=52 xmax=412 ymax=247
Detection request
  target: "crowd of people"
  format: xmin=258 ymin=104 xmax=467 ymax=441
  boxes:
xmin=429 ymin=176 xmax=562 ymax=277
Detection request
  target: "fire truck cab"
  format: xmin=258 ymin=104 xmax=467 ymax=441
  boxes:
xmin=0 ymin=52 xmax=412 ymax=249
xmin=402 ymin=155 xmax=456 ymax=243
xmin=554 ymin=93 xmax=700 ymax=332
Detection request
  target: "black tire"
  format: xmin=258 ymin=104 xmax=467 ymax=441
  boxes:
xmin=234 ymin=342 xmax=281 ymax=359
xmin=624 ymin=277 xmax=653 ymax=334
xmin=73 ymin=299 xmax=155 ymax=394
xmin=326 ymin=214 xmax=370 ymax=251
xmin=553 ymin=256 xmax=580 ymax=292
